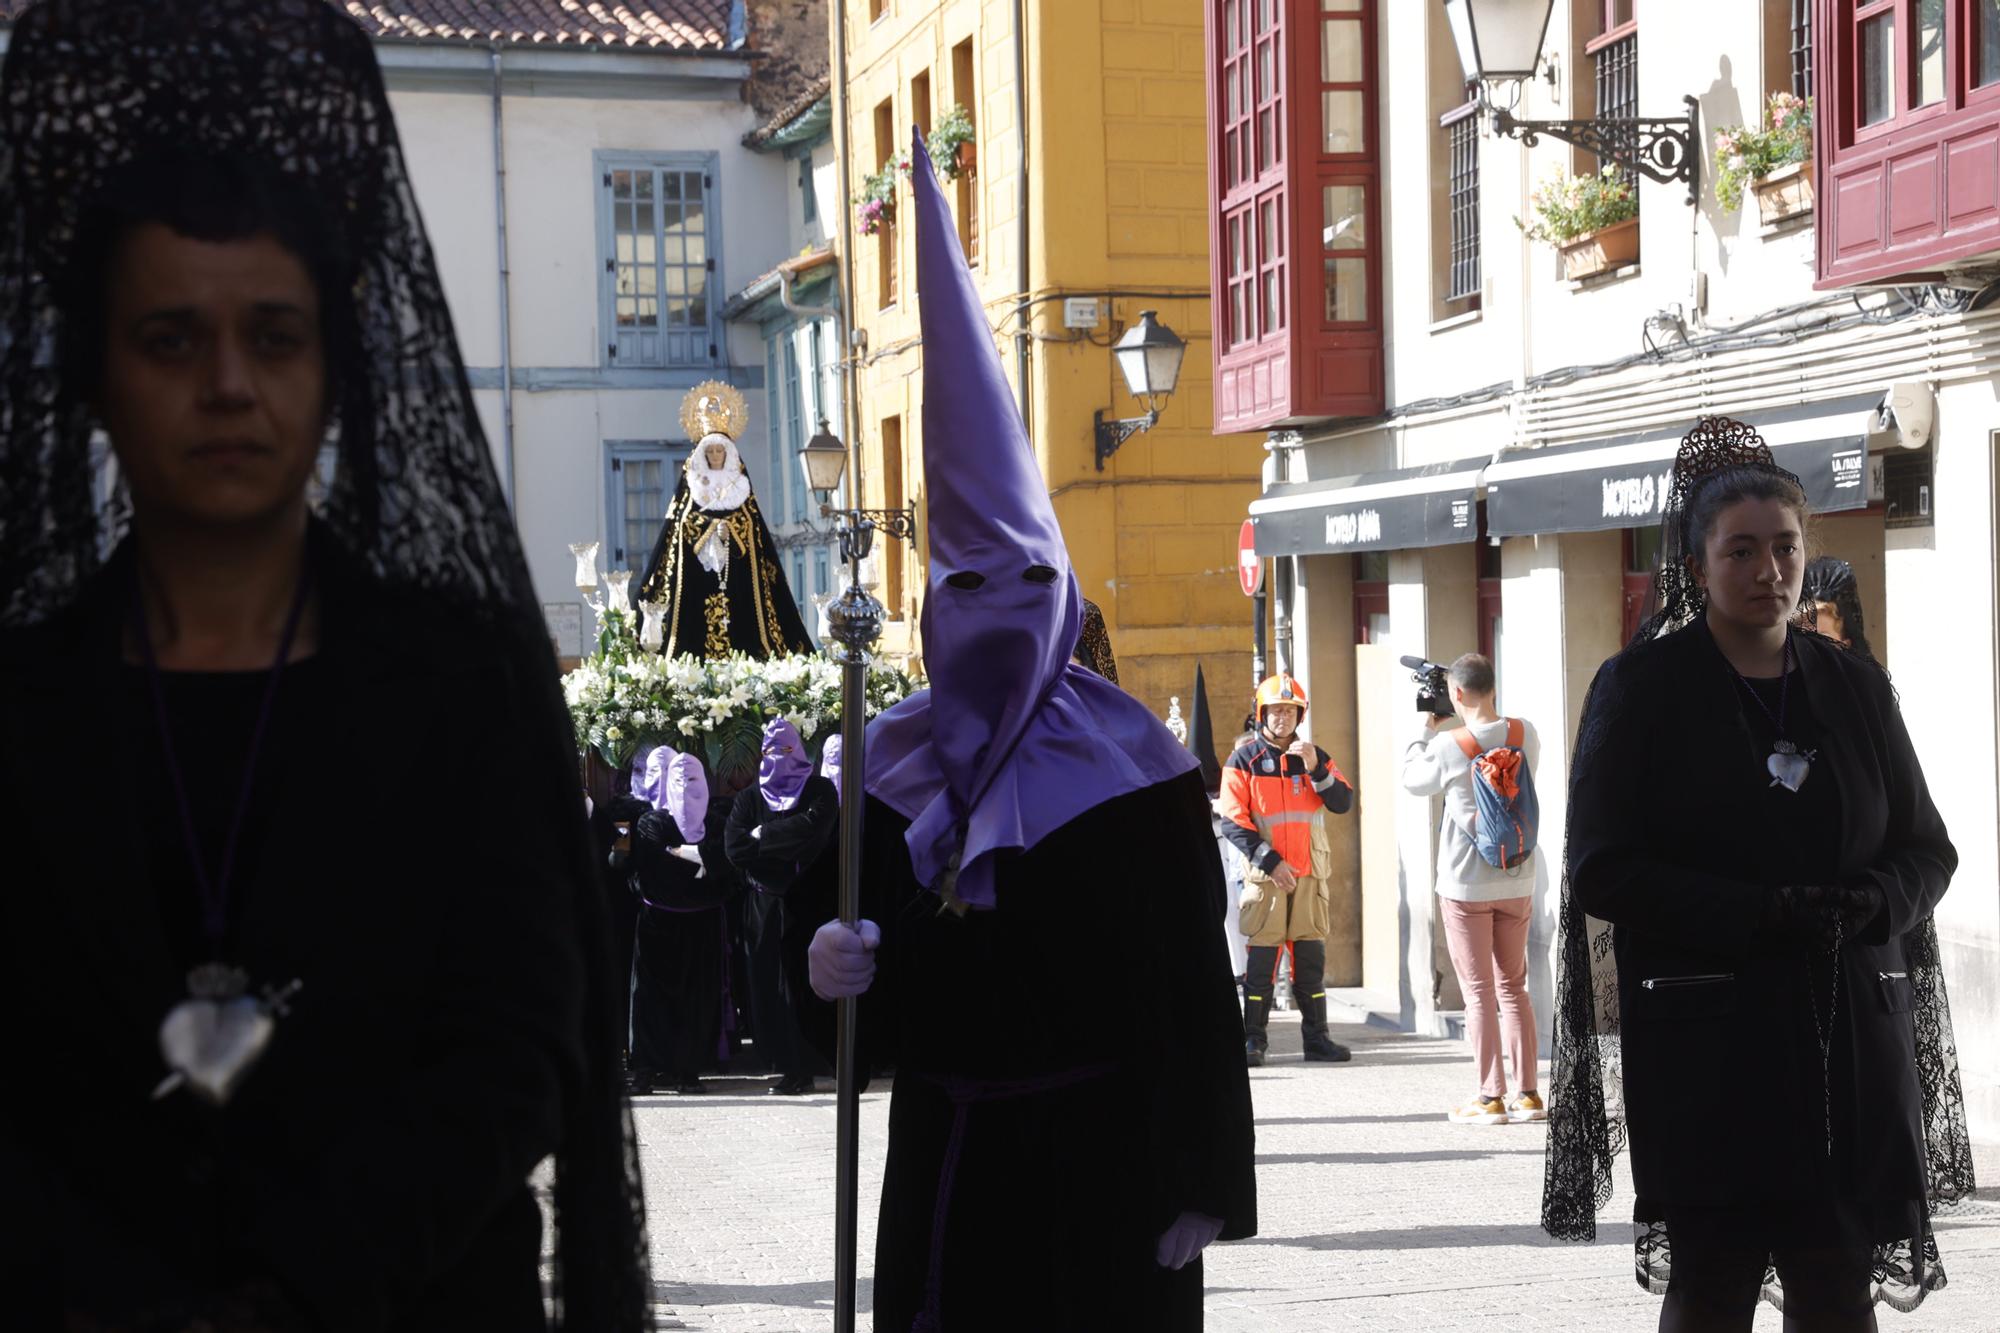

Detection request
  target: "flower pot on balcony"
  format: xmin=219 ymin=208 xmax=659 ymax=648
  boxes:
xmin=955 ymin=140 xmax=976 ymax=177
xmin=1753 ymin=159 xmax=1815 ymax=226
xmin=1557 ymin=216 xmax=1640 ymax=281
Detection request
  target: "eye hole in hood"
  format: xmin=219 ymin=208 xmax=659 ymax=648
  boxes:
xmin=944 ymin=570 xmax=986 ymax=591
xmin=1023 ymin=564 xmax=1059 ymax=585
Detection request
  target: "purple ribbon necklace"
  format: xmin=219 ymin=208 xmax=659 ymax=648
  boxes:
xmin=1723 ymin=629 xmax=1815 ymax=793
xmin=137 ymin=561 xmax=310 ymax=1107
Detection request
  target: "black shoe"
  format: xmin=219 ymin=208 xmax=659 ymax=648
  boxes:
xmin=1242 ymin=990 xmax=1271 ymax=1068
xmin=771 ymin=1074 xmax=815 ymax=1096
xmin=1298 ymin=994 xmax=1352 ymax=1063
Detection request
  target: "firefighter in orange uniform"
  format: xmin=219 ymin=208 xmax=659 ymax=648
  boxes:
xmin=1219 ymin=674 xmax=1355 ymax=1067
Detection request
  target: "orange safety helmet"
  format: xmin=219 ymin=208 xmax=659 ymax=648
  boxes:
xmin=1254 ymin=672 xmax=1309 ymax=721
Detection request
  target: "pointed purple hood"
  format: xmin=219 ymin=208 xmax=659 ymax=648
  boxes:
xmin=864 ymin=131 xmax=1198 ymax=907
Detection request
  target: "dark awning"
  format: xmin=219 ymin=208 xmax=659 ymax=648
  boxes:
xmin=1250 ymin=461 xmax=1481 ymax=557
xmin=1485 ymin=431 xmax=1868 ymax=537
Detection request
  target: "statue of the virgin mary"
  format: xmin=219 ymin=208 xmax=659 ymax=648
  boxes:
xmin=632 ymin=381 xmax=815 ymax=659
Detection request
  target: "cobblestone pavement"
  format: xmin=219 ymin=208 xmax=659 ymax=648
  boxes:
xmin=635 ymin=1013 xmax=2000 ymax=1331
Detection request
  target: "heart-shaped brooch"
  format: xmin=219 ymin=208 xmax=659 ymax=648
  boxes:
xmin=153 ymin=968 xmax=303 ymax=1107
xmin=1766 ymin=741 xmax=1814 ymax=793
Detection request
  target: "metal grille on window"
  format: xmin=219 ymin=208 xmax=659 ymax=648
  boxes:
xmin=1444 ymin=105 xmax=1480 ymax=303
xmin=1790 ymin=0 xmax=1813 ymax=99
xmin=1884 ymin=450 xmax=1934 ymax=529
xmin=1592 ymin=32 xmax=1638 ymax=191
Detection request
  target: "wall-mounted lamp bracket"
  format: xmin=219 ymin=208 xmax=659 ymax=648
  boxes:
xmin=1488 ymin=93 xmax=1700 ymax=207
xmin=1094 ymin=407 xmax=1160 ymax=471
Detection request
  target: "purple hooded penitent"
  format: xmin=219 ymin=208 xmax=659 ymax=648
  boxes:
xmin=665 ymin=751 xmax=710 ymax=845
xmin=635 ymin=745 xmax=673 ymax=809
xmin=863 ymin=131 xmax=1199 ymax=908
xmin=819 ymin=733 xmax=843 ymax=798
xmin=759 ymin=717 xmax=814 ymax=812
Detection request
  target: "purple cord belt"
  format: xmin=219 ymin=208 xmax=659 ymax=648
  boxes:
xmin=906 ymin=1063 xmax=1117 ymax=1333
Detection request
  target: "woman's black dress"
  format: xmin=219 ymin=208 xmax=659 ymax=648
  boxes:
xmin=789 ymin=769 xmax=1257 ymax=1333
xmin=1565 ymin=618 xmax=1956 ymax=1299
xmin=0 ymin=542 xmax=590 ymax=1331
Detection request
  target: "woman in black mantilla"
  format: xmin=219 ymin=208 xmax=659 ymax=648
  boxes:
xmin=0 ymin=2 xmax=649 ymax=1327
xmin=631 ymin=382 xmax=813 ymax=660
xmin=1542 ymin=418 xmax=1974 ymax=1331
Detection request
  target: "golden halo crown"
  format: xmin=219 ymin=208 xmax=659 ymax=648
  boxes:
xmin=680 ymin=380 xmax=750 ymax=443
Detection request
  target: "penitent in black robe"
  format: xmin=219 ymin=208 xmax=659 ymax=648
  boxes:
xmin=627 ymin=798 xmax=738 ymax=1084
xmin=789 ymin=768 xmax=1257 ymax=1333
xmin=632 ymin=477 xmax=813 ymax=660
xmin=726 ymin=775 xmax=839 ymax=1082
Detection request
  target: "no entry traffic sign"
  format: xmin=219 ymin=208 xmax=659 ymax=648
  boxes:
xmin=1238 ymin=519 xmax=1263 ymax=598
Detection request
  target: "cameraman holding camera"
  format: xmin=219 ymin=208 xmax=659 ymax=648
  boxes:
xmin=1399 ymin=653 xmax=1543 ymax=1126
xmin=1219 ymin=673 xmax=1355 ymax=1067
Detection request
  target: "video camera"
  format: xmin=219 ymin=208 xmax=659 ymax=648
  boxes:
xmin=1398 ymin=655 xmax=1458 ymax=718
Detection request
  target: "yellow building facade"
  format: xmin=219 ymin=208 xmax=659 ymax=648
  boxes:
xmin=831 ymin=0 xmax=1264 ymax=718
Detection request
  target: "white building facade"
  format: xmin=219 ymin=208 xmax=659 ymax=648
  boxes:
xmin=1225 ymin=0 xmax=2000 ymax=1142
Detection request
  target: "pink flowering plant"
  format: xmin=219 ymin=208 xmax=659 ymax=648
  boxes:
xmin=1712 ymin=93 xmax=1813 ymax=213
xmin=855 ymin=151 xmax=911 ymax=236
xmin=1517 ymin=165 xmax=1637 ymax=245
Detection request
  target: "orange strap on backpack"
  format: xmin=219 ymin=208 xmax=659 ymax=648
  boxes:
xmin=1454 ymin=718 xmax=1524 ymax=802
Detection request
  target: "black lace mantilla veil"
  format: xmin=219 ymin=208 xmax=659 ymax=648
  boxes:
xmin=0 ymin=1 xmax=651 ymax=1326
xmin=1540 ymin=417 xmax=1975 ymax=1311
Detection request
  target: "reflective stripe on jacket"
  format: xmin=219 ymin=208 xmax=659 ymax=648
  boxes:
xmin=1218 ymin=735 xmax=1353 ymax=875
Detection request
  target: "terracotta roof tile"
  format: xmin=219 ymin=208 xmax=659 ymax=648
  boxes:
xmin=0 ymin=1 xmax=736 ymax=51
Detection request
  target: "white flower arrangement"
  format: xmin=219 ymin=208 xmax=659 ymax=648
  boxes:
xmin=561 ymin=615 xmax=920 ymax=778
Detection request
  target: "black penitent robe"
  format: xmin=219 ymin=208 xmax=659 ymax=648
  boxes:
xmin=633 ymin=477 xmax=813 ymax=660
xmin=627 ymin=800 xmax=737 ymax=1082
xmin=726 ymin=776 xmax=840 ymax=1081
xmin=1566 ymin=618 xmax=1957 ymax=1259
xmin=0 ymin=541 xmax=587 ymax=1331
xmin=789 ymin=769 xmax=1257 ymax=1333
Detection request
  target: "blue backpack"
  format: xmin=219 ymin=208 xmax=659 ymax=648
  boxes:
xmin=1452 ymin=719 xmax=1538 ymax=870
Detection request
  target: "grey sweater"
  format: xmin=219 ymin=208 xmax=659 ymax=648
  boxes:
xmin=1399 ymin=716 xmax=1540 ymax=902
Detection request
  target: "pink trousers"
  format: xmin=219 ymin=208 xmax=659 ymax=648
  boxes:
xmin=1438 ymin=896 xmax=1538 ymax=1100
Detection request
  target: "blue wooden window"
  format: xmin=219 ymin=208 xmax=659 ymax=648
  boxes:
xmin=800 ymin=155 xmax=818 ymax=225
xmin=605 ymin=440 xmax=686 ymax=571
xmin=598 ymin=154 xmax=720 ymax=369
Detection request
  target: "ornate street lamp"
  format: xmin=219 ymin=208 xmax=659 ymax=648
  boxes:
xmin=1094 ymin=309 xmax=1187 ymax=470
xmin=1441 ymin=0 xmax=1698 ymax=205
xmin=795 ymin=417 xmax=914 ymax=1332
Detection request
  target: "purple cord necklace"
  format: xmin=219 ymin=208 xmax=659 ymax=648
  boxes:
xmin=137 ymin=555 xmax=311 ymax=1106
xmin=1721 ymin=629 xmax=1816 ymax=793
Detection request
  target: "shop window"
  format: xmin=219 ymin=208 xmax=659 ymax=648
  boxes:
xmin=1353 ymin=550 xmax=1388 ymax=644
xmin=1622 ymin=526 xmax=1662 ymax=643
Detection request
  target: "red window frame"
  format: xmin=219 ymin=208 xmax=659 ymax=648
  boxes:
xmin=1583 ymin=0 xmax=1638 ymax=56
xmin=1842 ymin=0 xmax=1999 ymax=146
xmin=1220 ymin=0 xmax=1255 ymax=192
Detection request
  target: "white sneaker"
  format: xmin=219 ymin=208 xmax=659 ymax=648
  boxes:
xmin=1449 ymin=1095 xmax=1508 ymax=1125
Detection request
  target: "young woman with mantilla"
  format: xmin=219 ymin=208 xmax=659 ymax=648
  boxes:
xmin=0 ymin=1 xmax=650 ymax=1328
xmin=1541 ymin=418 xmax=1974 ymax=1331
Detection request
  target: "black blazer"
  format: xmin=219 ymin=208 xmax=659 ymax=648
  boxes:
xmin=0 ymin=544 xmax=585 ymax=1331
xmin=1568 ymin=618 xmax=1955 ymax=1208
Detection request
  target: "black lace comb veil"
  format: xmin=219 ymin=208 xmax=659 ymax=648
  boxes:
xmin=1541 ymin=417 xmax=1975 ymax=1309
xmin=0 ymin=1 xmax=651 ymax=1325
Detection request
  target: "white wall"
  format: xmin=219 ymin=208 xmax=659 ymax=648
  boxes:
xmin=381 ymin=79 xmax=793 ymax=616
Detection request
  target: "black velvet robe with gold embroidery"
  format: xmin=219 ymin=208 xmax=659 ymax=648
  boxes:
xmin=632 ymin=476 xmax=814 ymax=660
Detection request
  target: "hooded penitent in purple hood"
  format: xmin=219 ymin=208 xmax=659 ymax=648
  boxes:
xmin=759 ymin=717 xmax=814 ymax=811
xmin=636 ymin=745 xmax=673 ymax=808
xmin=818 ymin=733 xmax=843 ymax=797
xmin=665 ymin=751 xmax=710 ymax=845
xmin=864 ymin=131 xmax=1199 ymax=908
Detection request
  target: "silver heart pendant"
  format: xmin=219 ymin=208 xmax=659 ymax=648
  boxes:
xmin=157 ymin=995 xmax=275 ymax=1106
xmin=1767 ymin=751 xmax=1811 ymax=792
